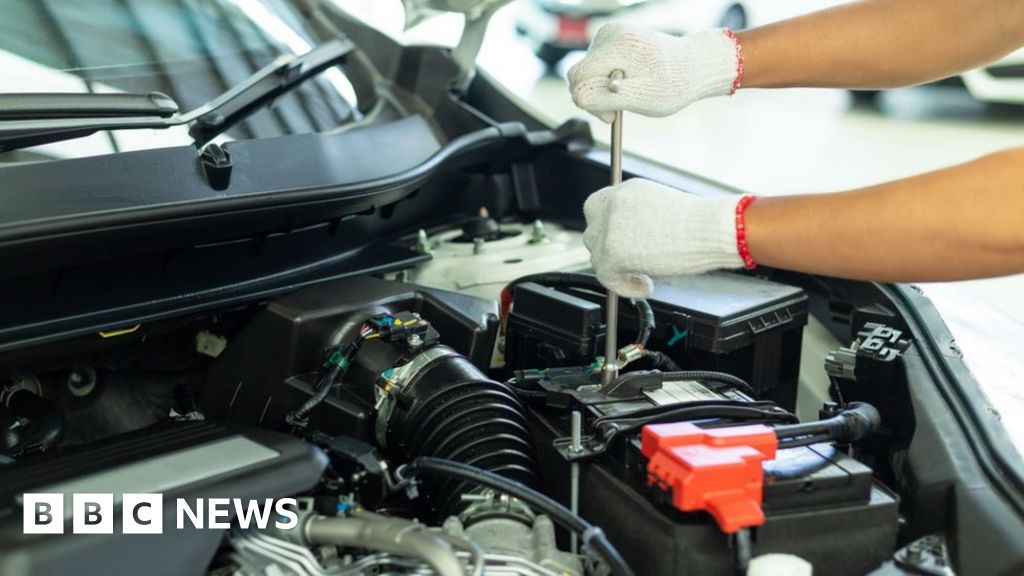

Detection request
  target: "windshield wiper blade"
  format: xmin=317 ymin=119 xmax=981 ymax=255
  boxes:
xmin=0 ymin=38 xmax=355 ymax=153
xmin=0 ymin=92 xmax=179 ymax=121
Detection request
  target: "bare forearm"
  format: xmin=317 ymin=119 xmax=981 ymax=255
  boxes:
xmin=737 ymin=0 xmax=1024 ymax=89
xmin=745 ymin=148 xmax=1024 ymax=282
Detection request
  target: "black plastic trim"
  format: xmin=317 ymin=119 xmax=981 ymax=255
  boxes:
xmin=879 ymin=284 xmax=1024 ymax=516
xmin=0 ymin=117 xmax=535 ymax=259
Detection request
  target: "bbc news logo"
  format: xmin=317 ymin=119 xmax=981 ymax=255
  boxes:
xmin=23 ymin=494 xmax=298 ymax=534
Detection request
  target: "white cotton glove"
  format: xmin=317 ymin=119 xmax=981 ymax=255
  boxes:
xmin=583 ymin=179 xmax=746 ymax=299
xmin=568 ymin=24 xmax=741 ymax=123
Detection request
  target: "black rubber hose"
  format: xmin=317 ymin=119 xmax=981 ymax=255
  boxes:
xmin=403 ymin=457 xmax=635 ymax=576
xmin=508 ymin=272 xmax=655 ymax=346
xmin=659 ymin=370 xmax=758 ymax=398
xmin=5 ymin=390 xmax=64 ymax=456
xmin=773 ymin=402 xmax=881 ymax=446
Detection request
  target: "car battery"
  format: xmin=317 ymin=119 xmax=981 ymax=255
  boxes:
xmin=506 ymin=272 xmax=808 ymax=410
xmin=527 ymin=401 xmax=900 ymax=576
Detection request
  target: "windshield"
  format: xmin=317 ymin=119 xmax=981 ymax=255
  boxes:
xmin=0 ymin=0 xmax=357 ymax=162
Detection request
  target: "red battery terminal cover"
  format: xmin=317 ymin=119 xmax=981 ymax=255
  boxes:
xmin=640 ymin=422 xmax=778 ymax=533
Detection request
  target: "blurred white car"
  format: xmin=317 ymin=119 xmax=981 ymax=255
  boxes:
xmin=514 ymin=0 xmax=838 ymax=66
xmin=515 ymin=0 xmax=1024 ymax=105
xmin=959 ymin=47 xmax=1024 ymax=105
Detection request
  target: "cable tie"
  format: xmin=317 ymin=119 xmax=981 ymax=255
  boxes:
xmin=581 ymin=525 xmax=605 ymax=545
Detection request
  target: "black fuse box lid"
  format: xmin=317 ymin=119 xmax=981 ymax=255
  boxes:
xmin=645 ymin=272 xmax=809 ymax=354
xmin=514 ymin=282 xmax=604 ymax=336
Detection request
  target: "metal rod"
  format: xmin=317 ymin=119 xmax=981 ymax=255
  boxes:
xmin=601 ymin=69 xmax=626 ymax=388
xmin=570 ymin=410 xmax=582 ymax=555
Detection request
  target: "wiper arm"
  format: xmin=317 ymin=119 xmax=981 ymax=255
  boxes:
xmin=0 ymin=38 xmax=355 ymax=153
xmin=186 ymin=37 xmax=355 ymax=146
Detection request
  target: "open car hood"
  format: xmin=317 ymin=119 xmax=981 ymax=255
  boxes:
xmin=1 ymin=2 xmax=1024 ymax=575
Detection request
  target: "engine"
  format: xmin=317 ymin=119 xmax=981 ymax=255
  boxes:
xmin=0 ymin=219 xmax=911 ymax=576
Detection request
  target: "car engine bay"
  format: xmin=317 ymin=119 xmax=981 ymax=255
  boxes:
xmin=1 ymin=2 xmax=1021 ymax=574
xmin=1 ymin=216 xmax=932 ymax=575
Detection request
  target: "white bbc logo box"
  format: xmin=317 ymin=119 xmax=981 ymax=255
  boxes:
xmin=23 ymin=493 xmax=163 ymax=534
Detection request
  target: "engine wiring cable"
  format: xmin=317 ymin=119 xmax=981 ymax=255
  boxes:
xmin=395 ymin=457 xmax=635 ymax=576
xmin=762 ymin=443 xmax=840 ymax=480
xmin=776 ymin=433 xmax=834 ymax=450
xmin=504 ymin=383 xmax=548 ymax=401
xmin=642 ymin=350 xmax=681 ymax=371
xmin=285 ymin=323 xmax=375 ymax=427
xmin=828 ymin=375 xmax=846 ymax=406
xmin=590 ymin=399 xmax=790 ymax=429
xmin=657 ymin=370 xmax=759 ymax=398
xmin=505 ymin=367 xmax=759 ymax=408
xmin=592 ymin=401 xmax=799 ymax=448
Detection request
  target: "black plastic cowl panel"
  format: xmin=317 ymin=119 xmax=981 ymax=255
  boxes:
xmin=0 ymin=115 xmax=441 ymax=253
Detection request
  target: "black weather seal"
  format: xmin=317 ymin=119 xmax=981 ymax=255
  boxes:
xmin=879 ymin=284 xmax=1024 ymax=517
xmin=0 ymin=38 xmax=355 ymax=152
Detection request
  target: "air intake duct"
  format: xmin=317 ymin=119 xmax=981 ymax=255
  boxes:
xmin=376 ymin=345 xmax=538 ymax=519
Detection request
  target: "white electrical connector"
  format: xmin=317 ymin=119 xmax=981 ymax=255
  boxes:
xmin=616 ymin=343 xmax=646 ymax=369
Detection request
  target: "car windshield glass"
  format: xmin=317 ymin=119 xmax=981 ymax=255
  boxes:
xmin=0 ymin=0 xmax=358 ymax=162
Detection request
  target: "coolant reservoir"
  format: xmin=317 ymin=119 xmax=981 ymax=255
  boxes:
xmin=748 ymin=554 xmax=813 ymax=576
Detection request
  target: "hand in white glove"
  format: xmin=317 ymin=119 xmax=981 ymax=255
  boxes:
xmin=583 ymin=179 xmax=750 ymax=299
xmin=568 ymin=24 xmax=742 ymax=122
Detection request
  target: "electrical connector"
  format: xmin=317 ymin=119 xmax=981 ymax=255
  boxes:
xmin=616 ymin=343 xmax=645 ymax=368
xmin=365 ymin=312 xmax=437 ymax=347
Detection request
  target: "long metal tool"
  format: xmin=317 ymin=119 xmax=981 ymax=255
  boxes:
xmin=601 ymin=70 xmax=626 ymax=387
xmin=569 ymin=410 xmax=582 ymax=555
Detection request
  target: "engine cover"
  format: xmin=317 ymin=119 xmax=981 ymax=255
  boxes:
xmin=0 ymin=422 xmax=326 ymax=576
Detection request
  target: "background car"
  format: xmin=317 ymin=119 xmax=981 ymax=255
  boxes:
xmin=513 ymin=0 xmax=846 ymax=67
xmin=515 ymin=0 xmax=705 ymax=67
xmin=960 ymin=46 xmax=1024 ymax=105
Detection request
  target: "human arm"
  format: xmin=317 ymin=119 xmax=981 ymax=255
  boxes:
xmin=568 ymin=0 xmax=1024 ymax=121
xmin=739 ymin=0 xmax=1024 ymax=90
xmin=744 ymin=147 xmax=1024 ymax=281
xmin=584 ymin=148 xmax=1024 ymax=298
